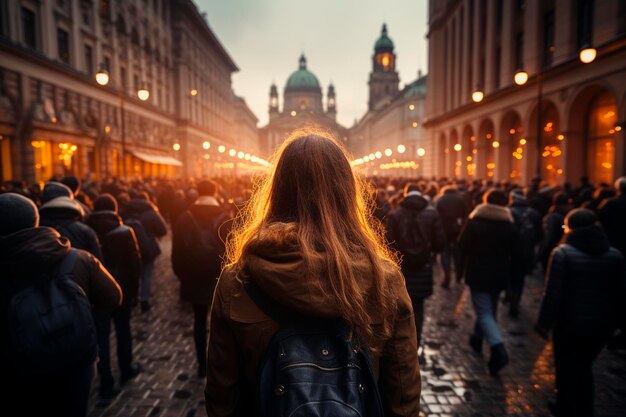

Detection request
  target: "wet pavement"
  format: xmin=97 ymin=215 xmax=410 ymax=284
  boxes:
xmin=88 ymin=234 xmax=626 ymax=417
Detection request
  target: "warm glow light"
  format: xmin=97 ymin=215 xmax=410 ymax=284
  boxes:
xmin=137 ymin=88 xmax=150 ymax=101
xmin=204 ymin=154 xmax=210 ymax=160
xmin=104 ymin=125 xmax=111 ymax=134
xmin=472 ymin=90 xmax=484 ymax=103
xmin=237 ymin=151 xmax=244 ymax=159
xmin=173 ymin=143 xmax=181 ymax=151
xmin=492 ymin=141 xmax=500 ymax=148
xmin=384 ymin=148 xmax=392 ymax=157
xmin=409 ymin=104 xmax=415 ymax=110
xmin=579 ymin=47 xmax=597 ymax=64
xmin=228 ymin=149 xmax=236 ymax=157
xmin=412 ymin=121 xmax=418 ymax=128
xmin=375 ymin=151 xmax=382 ymax=159
xmin=557 ymin=134 xmax=565 ymax=141
xmin=486 ymin=133 xmax=492 ymax=139
xmin=191 ymin=89 xmax=199 ymax=96
xmin=509 ymin=128 xmax=516 ymax=135
xmin=397 ymin=144 xmax=406 ymax=154
xmin=290 ymin=110 xmax=297 ymax=116
xmin=615 ymin=125 xmax=622 ymax=132
xmin=453 ymin=143 xmax=462 ymax=152
xmin=514 ymin=70 xmax=528 ymax=86
xmin=202 ymin=141 xmax=210 ymax=150
xmin=466 ymin=156 xmax=472 ymax=162
xmin=244 ymin=153 xmax=251 ymax=160
xmin=519 ymin=138 xmax=527 ymax=145
xmin=369 ymin=153 xmax=375 ymax=160
xmin=363 ymin=156 xmax=370 ymax=162
xmin=417 ymin=147 xmax=426 ymax=157
xmin=95 ymin=69 xmax=110 ymax=86
xmin=218 ymin=145 xmax=226 ymax=153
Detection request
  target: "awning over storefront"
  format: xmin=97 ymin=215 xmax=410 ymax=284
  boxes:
xmin=131 ymin=150 xmax=183 ymax=166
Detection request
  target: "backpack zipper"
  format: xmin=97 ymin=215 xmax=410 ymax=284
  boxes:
xmin=280 ymin=362 xmax=361 ymax=372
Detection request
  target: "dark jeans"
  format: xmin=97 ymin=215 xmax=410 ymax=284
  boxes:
xmin=193 ymin=303 xmax=210 ymax=373
xmin=6 ymin=363 xmax=94 ymax=417
xmin=410 ymin=297 xmax=425 ymax=346
xmin=94 ymin=303 xmax=134 ymax=383
xmin=470 ymin=290 xmax=504 ymax=346
xmin=553 ymin=329 xmax=606 ymax=417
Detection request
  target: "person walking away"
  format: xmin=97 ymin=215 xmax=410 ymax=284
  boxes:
xmin=386 ymin=183 xmax=445 ymax=364
xmin=458 ymin=189 xmax=521 ymax=376
xmin=61 ymin=175 xmax=92 ymax=217
xmin=172 ymin=180 xmax=229 ymax=377
xmin=0 ymin=193 xmax=122 ymax=417
xmin=39 ymin=181 xmax=103 ymax=260
xmin=535 ymin=209 xmax=625 ymax=417
xmin=86 ymin=194 xmax=143 ymax=398
xmin=507 ymin=189 xmax=542 ymax=317
xmin=538 ymin=192 xmax=572 ymax=270
xmin=124 ymin=191 xmax=166 ymax=312
xmin=205 ymin=132 xmax=421 ymax=416
xmin=435 ymin=185 xmax=469 ymax=288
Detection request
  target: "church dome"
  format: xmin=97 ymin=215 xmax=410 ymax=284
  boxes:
xmin=286 ymin=54 xmax=321 ymax=90
xmin=375 ymin=23 xmax=394 ymax=52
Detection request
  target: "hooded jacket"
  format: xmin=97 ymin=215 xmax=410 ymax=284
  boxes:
xmin=205 ymin=222 xmax=421 ymax=417
xmin=0 ymin=227 xmax=122 ymax=375
xmin=123 ymin=199 xmax=167 ymax=262
xmin=538 ymin=202 xmax=572 ymax=268
xmin=435 ymin=190 xmax=469 ymax=240
xmin=538 ymin=225 xmax=625 ymax=337
xmin=86 ymin=211 xmax=142 ymax=305
xmin=172 ymin=196 xmax=230 ymax=305
xmin=39 ymin=197 xmax=103 ymax=261
xmin=598 ymin=194 xmax=626 ymax=256
xmin=458 ymin=203 xmax=522 ymax=291
xmin=386 ymin=194 xmax=445 ymax=299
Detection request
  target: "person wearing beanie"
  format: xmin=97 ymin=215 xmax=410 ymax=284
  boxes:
xmin=537 ymin=192 xmax=573 ymax=271
xmin=507 ymin=188 xmax=542 ymax=317
xmin=39 ymin=182 xmax=103 ymax=261
xmin=61 ymin=176 xmax=92 ymax=217
xmin=0 ymin=193 xmax=122 ymax=417
xmin=458 ymin=189 xmax=522 ymax=376
xmin=172 ymin=179 xmax=231 ymax=377
xmin=536 ymin=208 xmax=625 ymax=417
xmin=86 ymin=194 xmax=143 ymax=398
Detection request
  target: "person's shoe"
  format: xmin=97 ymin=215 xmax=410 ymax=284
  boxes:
xmin=469 ymin=335 xmax=483 ymax=355
xmin=488 ymin=343 xmax=509 ymax=376
xmin=140 ymin=301 xmax=151 ymax=313
xmin=120 ymin=362 xmax=142 ymax=385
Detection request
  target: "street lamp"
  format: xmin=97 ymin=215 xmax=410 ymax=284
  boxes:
xmin=95 ymin=66 xmax=110 ymax=86
xmin=137 ymin=86 xmax=150 ymax=101
xmin=202 ymin=141 xmax=210 ymax=150
xmin=514 ymin=69 xmax=528 ymax=86
xmin=173 ymin=143 xmax=181 ymax=151
xmin=190 ymin=89 xmax=199 ymax=96
xmin=471 ymin=89 xmax=484 ymax=103
xmin=453 ymin=143 xmax=462 ymax=152
xmin=417 ymin=147 xmax=426 ymax=157
xmin=579 ymin=45 xmax=597 ymax=64
xmin=397 ymin=144 xmax=406 ymax=154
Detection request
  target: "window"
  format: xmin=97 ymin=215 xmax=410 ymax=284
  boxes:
xmin=542 ymin=10 xmax=555 ymax=68
xmin=84 ymin=45 xmax=93 ymax=74
xmin=515 ymin=32 xmax=524 ymax=70
xmin=21 ymin=7 xmax=37 ymax=49
xmin=57 ymin=28 xmax=70 ymax=64
xmin=587 ymin=92 xmax=617 ymax=184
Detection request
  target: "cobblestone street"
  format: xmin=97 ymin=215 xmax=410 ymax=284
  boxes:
xmin=88 ymin=234 xmax=626 ymax=417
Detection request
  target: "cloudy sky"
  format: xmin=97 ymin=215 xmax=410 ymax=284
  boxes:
xmin=196 ymin=0 xmax=429 ymax=127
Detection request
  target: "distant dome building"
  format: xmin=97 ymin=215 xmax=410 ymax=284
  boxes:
xmin=260 ymin=54 xmax=346 ymax=156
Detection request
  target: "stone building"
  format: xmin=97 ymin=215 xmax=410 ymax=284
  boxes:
xmin=350 ymin=24 xmax=428 ymax=177
xmin=259 ymin=54 xmax=348 ymax=157
xmin=423 ymin=0 xmax=626 ymax=185
xmin=0 ymin=0 xmax=258 ymax=182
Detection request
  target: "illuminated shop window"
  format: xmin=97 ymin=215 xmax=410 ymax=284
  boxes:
xmin=588 ymin=92 xmax=617 ymax=185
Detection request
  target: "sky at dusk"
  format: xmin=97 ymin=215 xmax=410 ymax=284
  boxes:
xmin=196 ymin=0 xmax=429 ymax=127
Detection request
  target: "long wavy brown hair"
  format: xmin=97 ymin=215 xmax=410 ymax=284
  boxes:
xmin=225 ymin=128 xmax=399 ymax=344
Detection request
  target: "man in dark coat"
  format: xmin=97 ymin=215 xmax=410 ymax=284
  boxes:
xmin=172 ymin=180 xmax=229 ymax=377
xmin=435 ymin=185 xmax=469 ymax=288
xmin=507 ymin=189 xmax=542 ymax=317
xmin=86 ymin=194 xmax=143 ymax=397
xmin=598 ymin=177 xmax=626 ymax=257
xmin=0 ymin=193 xmax=122 ymax=417
xmin=538 ymin=192 xmax=572 ymax=270
xmin=536 ymin=209 xmax=625 ymax=417
xmin=386 ymin=183 xmax=445 ymax=363
xmin=39 ymin=182 xmax=103 ymax=261
xmin=458 ymin=189 xmax=521 ymax=376
xmin=123 ymin=192 xmax=167 ymax=312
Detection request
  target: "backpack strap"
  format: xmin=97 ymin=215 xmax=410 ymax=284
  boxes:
xmin=244 ymin=282 xmax=293 ymax=324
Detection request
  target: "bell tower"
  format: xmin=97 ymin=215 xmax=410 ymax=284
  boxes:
xmin=326 ymin=83 xmax=336 ymax=120
xmin=368 ymin=23 xmax=399 ymax=111
xmin=269 ymin=82 xmax=279 ymax=121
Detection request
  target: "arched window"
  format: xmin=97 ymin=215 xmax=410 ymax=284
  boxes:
xmin=587 ymin=92 xmax=617 ymax=184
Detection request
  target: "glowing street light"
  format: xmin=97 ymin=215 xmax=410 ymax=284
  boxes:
xmin=375 ymin=151 xmax=382 ymax=159
xmin=397 ymin=144 xmax=406 ymax=154
xmin=417 ymin=147 xmax=426 ymax=157
xmin=137 ymin=86 xmax=150 ymax=101
xmin=229 ymin=149 xmax=236 ymax=157
xmin=190 ymin=89 xmax=199 ymax=96
xmin=579 ymin=46 xmax=597 ymax=64
xmin=202 ymin=141 xmax=210 ymax=150
xmin=492 ymin=141 xmax=500 ymax=148
xmin=173 ymin=143 xmax=181 ymax=151
xmin=95 ymin=66 xmax=110 ymax=86
xmin=218 ymin=145 xmax=226 ymax=153
xmin=453 ymin=143 xmax=462 ymax=152
xmin=384 ymin=148 xmax=392 ymax=157
xmin=514 ymin=70 xmax=528 ymax=86
xmin=472 ymin=89 xmax=484 ymax=103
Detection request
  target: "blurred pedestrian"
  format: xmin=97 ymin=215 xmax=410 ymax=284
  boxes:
xmin=536 ymin=209 xmax=625 ymax=417
xmin=435 ymin=185 xmax=469 ymax=288
xmin=458 ymin=189 xmax=521 ymax=376
xmin=538 ymin=192 xmax=572 ymax=270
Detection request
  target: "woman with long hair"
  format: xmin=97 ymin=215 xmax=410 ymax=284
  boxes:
xmin=204 ymin=130 xmax=421 ymax=416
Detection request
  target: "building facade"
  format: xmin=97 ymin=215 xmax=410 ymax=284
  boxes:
xmin=350 ymin=24 xmax=428 ymax=177
xmin=259 ymin=55 xmax=348 ymax=157
xmin=0 ymin=0 xmax=258 ymax=182
xmin=424 ymin=0 xmax=626 ymax=185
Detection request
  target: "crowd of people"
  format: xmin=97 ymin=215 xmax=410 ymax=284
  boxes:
xmin=0 ymin=139 xmax=625 ymax=417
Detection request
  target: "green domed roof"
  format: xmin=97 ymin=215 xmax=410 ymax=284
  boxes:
xmin=375 ymin=24 xmax=394 ymax=52
xmin=286 ymin=55 xmax=320 ymax=89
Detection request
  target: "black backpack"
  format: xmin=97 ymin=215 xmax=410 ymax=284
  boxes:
xmin=3 ymin=249 xmax=97 ymax=376
xmin=396 ymin=208 xmax=431 ymax=269
xmin=245 ymin=283 xmax=385 ymax=417
xmin=186 ymin=211 xmax=227 ymax=274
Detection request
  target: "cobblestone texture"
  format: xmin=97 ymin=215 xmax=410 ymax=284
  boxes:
xmin=88 ymin=234 xmax=626 ymax=417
